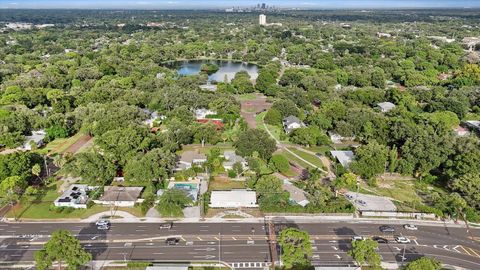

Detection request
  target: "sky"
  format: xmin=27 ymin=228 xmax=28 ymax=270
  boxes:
xmin=0 ymin=0 xmax=478 ymax=9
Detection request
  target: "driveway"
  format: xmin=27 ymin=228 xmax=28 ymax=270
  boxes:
xmin=345 ymin=192 xmax=397 ymax=212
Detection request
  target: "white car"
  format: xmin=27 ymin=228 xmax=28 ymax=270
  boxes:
xmin=95 ymin=220 xmax=110 ymax=226
xmin=395 ymin=236 xmax=411 ymax=244
xmin=403 ymin=224 xmax=418 ymax=230
xmin=351 ymin=235 xmax=365 ymax=241
xmin=97 ymin=224 xmax=110 ymax=230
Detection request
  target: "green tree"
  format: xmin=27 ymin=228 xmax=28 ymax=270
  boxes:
xmin=351 ymin=141 xmax=388 ymax=179
xmin=65 ymin=152 xmax=116 ymax=185
xmin=405 ymin=257 xmax=441 ymax=270
xmin=269 ymin=154 xmax=290 ymax=174
xmin=235 ymin=129 xmax=277 ymax=160
xmin=0 ymin=176 xmax=27 ymax=201
xmin=124 ymin=149 xmax=176 ymax=183
xmin=264 ymin=108 xmax=282 ymax=126
xmin=35 ymin=229 xmax=92 ymax=270
xmin=157 ymin=189 xmax=192 ymax=217
xmin=449 ymin=173 xmax=480 ymax=210
xmin=348 ymin=239 xmax=381 ymax=268
xmin=334 ymin=172 xmax=358 ymax=190
xmin=278 ymin=228 xmax=312 ymax=269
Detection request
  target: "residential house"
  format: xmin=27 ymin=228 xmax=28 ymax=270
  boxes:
xmin=376 ymin=102 xmax=396 ymax=113
xmin=175 ymin=150 xmax=207 ymax=171
xmin=283 ymin=115 xmax=304 ymax=134
xmin=94 ymin=186 xmax=144 ymax=207
xmin=282 ymin=180 xmax=309 ymax=207
xmin=209 ymin=189 xmax=258 ymax=208
xmin=464 ymin=120 xmax=480 ymax=134
xmin=195 ymin=108 xmax=217 ymax=119
xmin=328 ymin=132 xmax=355 ymax=144
xmin=54 ymin=184 xmax=91 ymax=209
xmin=199 ymin=84 xmax=217 ymax=91
xmin=196 ymin=119 xmax=224 ymax=130
xmin=222 ymin=150 xmax=248 ymax=171
xmin=330 ymin=150 xmax=355 ymax=168
xmin=21 ymin=130 xmax=46 ymax=150
xmin=142 ymin=109 xmax=160 ymax=128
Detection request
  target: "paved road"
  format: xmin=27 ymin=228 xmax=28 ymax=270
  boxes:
xmin=0 ymin=221 xmax=479 ymax=269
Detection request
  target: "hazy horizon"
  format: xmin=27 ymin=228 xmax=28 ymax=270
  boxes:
xmin=1 ymin=0 xmax=479 ymax=9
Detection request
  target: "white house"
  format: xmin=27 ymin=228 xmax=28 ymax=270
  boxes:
xmin=175 ymin=151 xmax=207 ymax=171
xmin=376 ymin=102 xmax=396 ymax=113
xmin=209 ymin=189 xmax=258 ymax=208
xmin=195 ymin=108 xmax=217 ymax=119
xmin=330 ymin=150 xmax=355 ymax=168
xmin=21 ymin=130 xmax=46 ymax=150
xmin=283 ymin=116 xmax=304 ymax=134
xmin=94 ymin=186 xmax=144 ymax=207
xmin=54 ymin=184 xmax=91 ymax=209
xmin=464 ymin=120 xmax=480 ymax=133
xmin=222 ymin=150 xmax=248 ymax=171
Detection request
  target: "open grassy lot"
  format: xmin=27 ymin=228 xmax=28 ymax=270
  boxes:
xmin=42 ymin=132 xmax=86 ymax=155
xmin=280 ymin=150 xmax=314 ymax=170
xmin=287 ymin=147 xmax=325 ymax=170
xmin=235 ymin=93 xmax=258 ymax=101
xmin=255 ymin=112 xmax=288 ymax=143
xmin=179 ymin=143 xmax=234 ymax=154
xmin=208 ymin=176 xmax=246 ymax=191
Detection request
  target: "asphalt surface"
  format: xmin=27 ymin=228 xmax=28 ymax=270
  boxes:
xmin=0 ymin=221 xmax=479 ymax=269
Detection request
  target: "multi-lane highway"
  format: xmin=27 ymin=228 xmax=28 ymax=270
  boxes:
xmin=0 ymin=220 xmax=479 ymax=269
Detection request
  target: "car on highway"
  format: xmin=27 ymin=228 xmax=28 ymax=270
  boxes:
xmin=97 ymin=224 xmax=110 ymax=230
xmin=95 ymin=220 xmax=110 ymax=226
xmin=403 ymin=224 xmax=418 ymax=230
xmin=379 ymin=225 xmax=395 ymax=233
xmin=351 ymin=235 xmax=365 ymax=241
xmin=394 ymin=236 xmax=411 ymax=244
xmin=371 ymin=236 xmax=388 ymax=243
xmin=159 ymin=223 xmax=172 ymax=229
xmin=166 ymin=237 xmax=180 ymax=245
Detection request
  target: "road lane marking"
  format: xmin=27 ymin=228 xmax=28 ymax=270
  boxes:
xmin=152 ymin=252 xmax=164 ymax=255
xmin=196 ymin=237 xmax=202 ymax=240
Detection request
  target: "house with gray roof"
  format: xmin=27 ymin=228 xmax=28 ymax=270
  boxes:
xmin=175 ymin=150 xmax=207 ymax=171
xmin=282 ymin=180 xmax=309 ymax=207
xmin=330 ymin=150 xmax=355 ymax=168
xmin=21 ymin=130 xmax=46 ymax=150
xmin=376 ymin=102 xmax=396 ymax=113
xmin=283 ymin=115 xmax=304 ymax=134
xmin=94 ymin=186 xmax=144 ymax=207
xmin=222 ymin=150 xmax=248 ymax=170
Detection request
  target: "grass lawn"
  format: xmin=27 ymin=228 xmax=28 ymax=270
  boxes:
xmin=255 ymin=112 xmax=288 ymax=143
xmin=42 ymin=132 xmax=85 ymax=155
xmin=280 ymin=150 xmax=314 ymax=170
xmin=208 ymin=177 xmax=246 ymax=191
xmin=287 ymin=147 xmax=325 ymax=169
xmin=306 ymin=145 xmax=332 ymax=155
xmin=235 ymin=93 xmax=258 ymax=101
xmin=360 ymin=179 xmax=423 ymax=204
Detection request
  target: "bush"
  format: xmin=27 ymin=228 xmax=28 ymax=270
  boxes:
xmin=227 ymin=170 xmax=237 ymax=178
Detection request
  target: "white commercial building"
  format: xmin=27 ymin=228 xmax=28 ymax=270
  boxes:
xmin=259 ymin=14 xmax=267 ymax=25
xmin=54 ymin=184 xmax=91 ymax=209
xmin=209 ymin=189 xmax=258 ymax=208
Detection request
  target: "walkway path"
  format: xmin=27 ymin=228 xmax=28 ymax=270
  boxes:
xmin=261 ymin=114 xmax=327 ymax=174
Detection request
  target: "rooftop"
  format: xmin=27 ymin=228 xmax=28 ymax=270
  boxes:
xmin=282 ymin=181 xmax=309 ymax=207
xmin=209 ymin=189 xmax=257 ymax=208
xmin=330 ymin=150 xmax=355 ymax=168
xmin=98 ymin=186 xmax=143 ymax=202
xmin=179 ymin=150 xmax=207 ymax=164
xmin=377 ymin=102 xmax=396 ymax=112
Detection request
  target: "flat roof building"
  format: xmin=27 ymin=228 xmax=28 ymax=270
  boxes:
xmin=209 ymin=189 xmax=258 ymax=208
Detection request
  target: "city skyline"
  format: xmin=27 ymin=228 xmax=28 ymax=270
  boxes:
xmin=1 ymin=0 xmax=479 ymax=9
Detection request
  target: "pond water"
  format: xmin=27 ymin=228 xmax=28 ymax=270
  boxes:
xmin=166 ymin=60 xmax=259 ymax=82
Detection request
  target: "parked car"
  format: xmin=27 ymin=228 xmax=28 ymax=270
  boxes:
xmin=345 ymin=194 xmax=354 ymax=200
xmin=403 ymin=224 xmax=418 ymax=230
xmin=356 ymin=199 xmax=367 ymax=206
xmin=159 ymin=223 xmax=172 ymax=229
xmin=95 ymin=220 xmax=110 ymax=226
xmin=379 ymin=225 xmax=395 ymax=233
xmin=351 ymin=235 xmax=365 ymax=241
xmin=371 ymin=236 xmax=388 ymax=243
xmin=394 ymin=236 xmax=411 ymax=244
xmin=166 ymin=237 xmax=180 ymax=245
xmin=97 ymin=224 xmax=110 ymax=230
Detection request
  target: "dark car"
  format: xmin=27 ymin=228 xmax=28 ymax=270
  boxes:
xmin=379 ymin=225 xmax=395 ymax=233
xmin=372 ymin=236 xmax=388 ymax=243
xmin=165 ymin=237 xmax=180 ymax=245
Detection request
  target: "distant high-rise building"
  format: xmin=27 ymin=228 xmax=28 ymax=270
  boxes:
xmin=261 ymin=3 xmax=266 ymax=9
xmin=259 ymin=14 xmax=267 ymax=25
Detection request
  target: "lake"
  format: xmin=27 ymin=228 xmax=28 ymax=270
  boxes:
xmin=166 ymin=60 xmax=259 ymax=82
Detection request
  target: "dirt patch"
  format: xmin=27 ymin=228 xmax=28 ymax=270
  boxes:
xmin=63 ymin=134 xmax=92 ymax=154
xmin=237 ymin=93 xmax=272 ymax=128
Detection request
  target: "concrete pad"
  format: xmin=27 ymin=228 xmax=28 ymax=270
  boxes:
xmin=346 ymin=192 xmax=396 ymax=212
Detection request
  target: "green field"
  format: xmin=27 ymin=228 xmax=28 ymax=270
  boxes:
xmin=208 ymin=177 xmax=246 ymax=191
xmin=42 ymin=133 xmax=86 ymax=155
xmin=287 ymin=147 xmax=325 ymax=169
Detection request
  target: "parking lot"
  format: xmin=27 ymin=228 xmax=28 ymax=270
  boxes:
xmin=345 ymin=192 xmax=397 ymax=211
